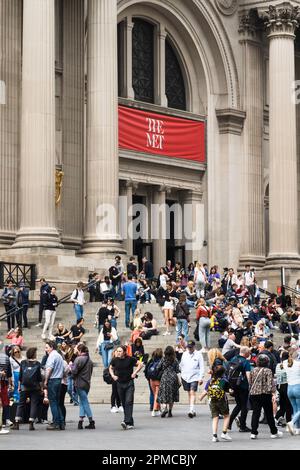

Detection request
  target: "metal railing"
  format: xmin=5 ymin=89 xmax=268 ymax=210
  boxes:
xmin=0 ymin=278 xmax=100 ymax=324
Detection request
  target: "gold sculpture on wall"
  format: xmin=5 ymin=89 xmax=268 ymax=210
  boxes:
xmin=55 ymin=169 xmax=64 ymax=206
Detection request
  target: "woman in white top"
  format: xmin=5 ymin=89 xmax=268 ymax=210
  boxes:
xmin=96 ymin=319 xmax=118 ymax=368
xmin=158 ymin=267 xmax=169 ymax=290
xmin=284 ymin=350 xmax=300 ymax=435
xmin=194 ymin=262 xmax=207 ymax=299
xmin=71 ymin=281 xmax=86 ymax=321
xmin=255 ymin=319 xmax=270 ymax=339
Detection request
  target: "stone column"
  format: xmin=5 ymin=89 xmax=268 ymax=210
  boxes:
xmin=152 ymin=187 xmax=167 ymax=275
xmin=120 ymin=180 xmax=135 ymax=256
xmin=265 ymin=4 xmax=300 ymax=266
xmin=124 ymin=17 xmax=135 ymax=99
xmin=183 ymin=190 xmax=205 ymax=266
xmin=14 ymin=0 xmax=61 ymax=248
xmin=238 ymin=11 xmax=265 ymax=268
xmin=0 ymin=0 xmax=21 ymax=247
xmin=81 ymin=0 xmax=123 ymax=255
xmin=61 ymin=0 xmax=85 ymax=249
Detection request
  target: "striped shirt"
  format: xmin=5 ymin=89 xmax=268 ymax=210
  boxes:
xmin=0 ymin=352 xmax=12 ymax=382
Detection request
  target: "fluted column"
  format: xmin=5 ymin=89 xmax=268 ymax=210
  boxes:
xmin=265 ymin=4 xmax=300 ymax=266
xmin=239 ymin=11 xmax=265 ymax=268
xmin=14 ymin=0 xmax=61 ymax=248
xmin=61 ymin=0 xmax=84 ymax=249
xmin=81 ymin=0 xmax=123 ymax=254
xmin=152 ymin=186 xmax=168 ymax=275
xmin=0 ymin=0 xmax=21 ymax=247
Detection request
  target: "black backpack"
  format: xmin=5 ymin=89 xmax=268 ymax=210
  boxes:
xmin=21 ymin=362 xmax=41 ymax=388
xmin=146 ymin=360 xmax=162 ymax=381
xmin=226 ymin=357 xmax=245 ymax=390
xmin=103 ymin=367 xmax=113 ymax=385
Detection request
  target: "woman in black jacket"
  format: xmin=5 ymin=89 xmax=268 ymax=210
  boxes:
xmin=174 ymin=294 xmax=190 ymax=343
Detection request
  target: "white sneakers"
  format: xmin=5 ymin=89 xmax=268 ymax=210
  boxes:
xmin=212 ymin=436 xmax=219 ymax=442
xmin=250 ymin=434 xmax=257 ymax=440
xmin=119 ymin=406 xmax=124 ymax=412
xmin=111 ymin=407 xmax=119 ymax=413
xmin=162 ymin=331 xmax=171 ymax=336
xmin=270 ymin=431 xmax=283 ymax=439
xmin=0 ymin=428 xmax=9 ymax=435
xmin=221 ymin=433 xmax=232 ymax=441
xmin=151 ymin=410 xmax=161 ymax=417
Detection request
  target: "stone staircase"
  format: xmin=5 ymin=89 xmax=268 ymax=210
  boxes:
xmin=0 ymin=300 xmax=215 ymax=404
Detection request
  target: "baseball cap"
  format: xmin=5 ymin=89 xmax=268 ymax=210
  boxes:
xmin=187 ymin=340 xmax=196 ymax=348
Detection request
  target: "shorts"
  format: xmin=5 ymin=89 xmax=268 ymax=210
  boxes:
xmin=163 ymin=301 xmax=174 ymax=310
xmin=209 ymin=397 xmax=229 ymax=418
xmin=182 ymin=379 xmax=198 ymax=392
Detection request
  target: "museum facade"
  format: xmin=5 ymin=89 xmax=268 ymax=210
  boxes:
xmin=1 ymin=0 xmax=300 ymax=289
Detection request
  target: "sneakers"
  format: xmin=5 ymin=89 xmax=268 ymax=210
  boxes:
xmin=287 ymin=422 xmax=295 ymax=436
xmin=235 ymin=417 xmax=241 ymax=429
xmin=35 ymin=323 xmax=43 ymax=328
xmin=111 ymin=407 xmax=119 ymax=413
xmin=188 ymin=411 xmax=196 ymax=419
xmin=271 ymin=431 xmax=283 ymax=439
xmin=239 ymin=427 xmax=251 ymax=433
xmin=152 ymin=410 xmax=160 ymax=417
xmin=41 ymin=334 xmax=47 ymax=340
xmin=161 ymin=408 xmax=168 ymax=418
xmin=250 ymin=434 xmax=257 ymax=440
xmin=46 ymin=424 xmax=61 ymax=431
xmin=119 ymin=406 xmax=124 ymax=412
xmin=6 ymin=420 xmax=13 ymax=427
xmin=121 ymin=422 xmax=134 ymax=430
xmin=221 ymin=433 xmax=232 ymax=441
xmin=163 ymin=331 xmax=171 ymax=336
xmin=0 ymin=428 xmax=9 ymax=435
xmin=212 ymin=436 xmax=219 ymax=442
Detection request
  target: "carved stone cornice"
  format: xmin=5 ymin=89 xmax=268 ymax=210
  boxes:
xmin=264 ymin=3 xmax=300 ymax=38
xmin=216 ymin=108 xmax=246 ymax=135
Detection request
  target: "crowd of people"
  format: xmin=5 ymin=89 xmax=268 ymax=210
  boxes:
xmin=1 ymin=258 xmax=300 ymax=445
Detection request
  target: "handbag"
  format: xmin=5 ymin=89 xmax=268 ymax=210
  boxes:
xmin=104 ymin=342 xmax=114 ymax=351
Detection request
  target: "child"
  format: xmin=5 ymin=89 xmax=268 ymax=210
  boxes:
xmin=199 ymin=366 xmax=232 ymax=443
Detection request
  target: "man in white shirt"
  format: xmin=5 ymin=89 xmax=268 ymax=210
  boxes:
xmin=180 ymin=341 xmax=205 ymax=418
xmin=71 ymin=282 xmax=85 ymax=321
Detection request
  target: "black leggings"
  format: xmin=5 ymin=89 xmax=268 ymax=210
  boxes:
xmin=59 ymin=384 xmax=67 ymax=423
xmin=275 ymin=384 xmax=293 ymax=423
xmin=111 ymin=381 xmax=121 ymax=408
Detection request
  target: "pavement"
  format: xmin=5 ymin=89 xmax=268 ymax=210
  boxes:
xmin=0 ymin=404 xmax=297 ymax=451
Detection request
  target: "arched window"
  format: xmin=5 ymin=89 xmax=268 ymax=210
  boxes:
xmin=165 ymin=39 xmax=186 ymax=111
xmin=132 ymin=19 xmax=154 ymax=103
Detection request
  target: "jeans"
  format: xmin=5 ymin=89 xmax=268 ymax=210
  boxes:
xmin=288 ymin=384 xmax=300 ymax=429
xmin=125 ymin=300 xmax=137 ymax=327
xmin=198 ymin=317 xmax=211 ymax=349
xmin=67 ymin=376 xmax=79 ymax=405
xmin=176 ymin=319 xmax=189 ymax=342
xmin=5 ymin=304 xmax=16 ymax=330
xmin=229 ymin=387 xmax=249 ymax=430
xmin=100 ymin=341 xmax=113 ymax=368
xmin=74 ymin=304 xmax=84 ymax=321
xmin=77 ymin=388 xmax=93 ymax=419
xmin=276 ymin=384 xmax=293 ymax=423
xmin=186 ymin=299 xmax=196 ymax=309
xmin=48 ymin=378 xmax=64 ymax=427
xmin=117 ymin=380 xmax=135 ymax=426
xmin=251 ymin=394 xmax=278 ymax=436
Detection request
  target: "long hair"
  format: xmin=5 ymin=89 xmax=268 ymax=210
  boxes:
xmin=164 ymin=346 xmax=176 ymax=364
xmin=207 ymin=348 xmax=225 ymax=367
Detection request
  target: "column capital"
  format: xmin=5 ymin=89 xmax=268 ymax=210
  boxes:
xmin=264 ymin=3 xmax=300 ymax=38
xmin=216 ymin=108 xmax=246 ymax=135
xmin=239 ymin=9 xmax=263 ymax=41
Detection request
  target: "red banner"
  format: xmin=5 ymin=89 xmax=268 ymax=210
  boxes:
xmin=119 ymin=105 xmax=206 ymax=163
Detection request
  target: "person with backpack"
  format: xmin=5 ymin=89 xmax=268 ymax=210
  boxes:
xmin=174 ymin=293 xmax=190 ymax=343
xmin=199 ymin=365 xmax=231 ymax=442
xmin=227 ymin=346 xmax=252 ymax=433
xmin=180 ymin=341 xmax=205 ymax=418
xmin=145 ymin=349 xmax=163 ymax=417
xmin=12 ymin=347 xmax=43 ymax=431
xmin=71 ymin=282 xmax=85 ymax=321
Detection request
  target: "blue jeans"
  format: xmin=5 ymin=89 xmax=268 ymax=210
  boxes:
xmin=288 ymin=384 xmax=300 ymax=429
xmin=100 ymin=341 xmax=113 ymax=368
xmin=125 ymin=300 xmax=137 ymax=327
xmin=176 ymin=319 xmax=189 ymax=342
xmin=77 ymin=388 xmax=93 ymax=419
xmin=48 ymin=378 xmax=64 ymax=427
xmin=67 ymin=375 xmax=79 ymax=405
xmin=74 ymin=304 xmax=83 ymax=321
